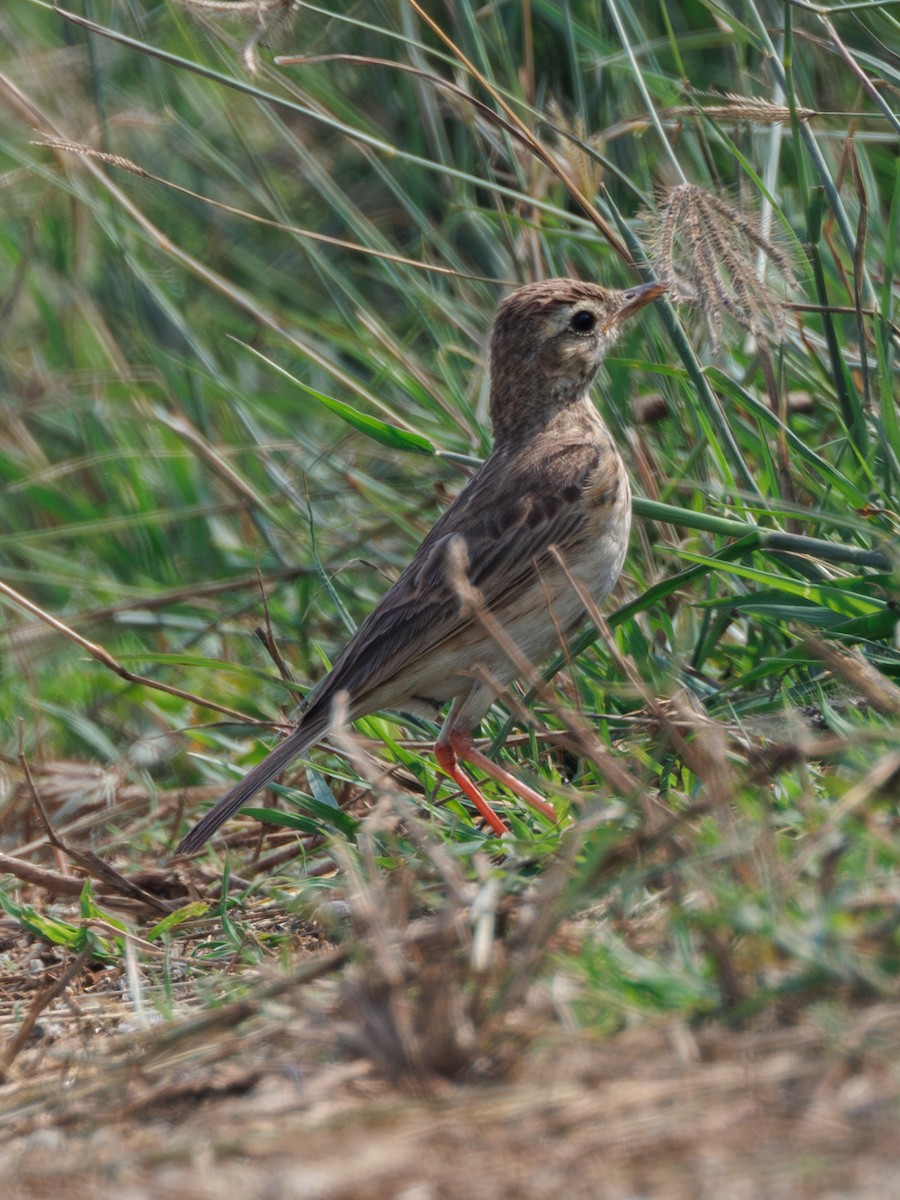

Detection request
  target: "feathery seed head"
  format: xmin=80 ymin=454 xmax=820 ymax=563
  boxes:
xmin=648 ymin=184 xmax=795 ymax=351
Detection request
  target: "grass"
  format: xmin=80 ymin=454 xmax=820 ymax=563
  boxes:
xmin=1 ymin=0 xmax=899 ymax=1181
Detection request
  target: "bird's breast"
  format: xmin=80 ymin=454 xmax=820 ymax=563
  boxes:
xmin=576 ymin=445 xmax=632 ymax=595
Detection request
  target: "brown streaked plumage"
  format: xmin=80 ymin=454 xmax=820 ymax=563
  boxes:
xmin=176 ymin=278 xmax=666 ymax=854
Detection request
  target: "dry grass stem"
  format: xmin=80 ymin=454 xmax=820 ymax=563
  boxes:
xmin=546 ymin=101 xmax=605 ymax=198
xmin=31 ymin=137 xmax=149 ymax=177
xmin=668 ymin=93 xmax=816 ymax=124
xmin=332 ymin=816 xmax=495 ymax=1088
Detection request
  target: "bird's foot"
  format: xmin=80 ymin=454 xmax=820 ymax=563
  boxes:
xmin=434 ymin=731 xmax=557 ymax=835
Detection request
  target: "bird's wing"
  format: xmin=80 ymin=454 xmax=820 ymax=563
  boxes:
xmin=176 ymin=436 xmax=622 ymax=854
xmin=312 ymin=435 xmax=623 ymax=712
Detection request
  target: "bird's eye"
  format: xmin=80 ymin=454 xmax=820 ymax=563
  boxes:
xmin=569 ymin=309 xmax=596 ymax=333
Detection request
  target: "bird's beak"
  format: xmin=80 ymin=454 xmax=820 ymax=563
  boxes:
xmin=613 ymin=280 xmax=668 ymax=324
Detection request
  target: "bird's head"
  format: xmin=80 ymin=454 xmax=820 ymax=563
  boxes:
xmin=489 ymin=278 xmax=666 ymax=439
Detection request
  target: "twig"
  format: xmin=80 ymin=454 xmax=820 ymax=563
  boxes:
xmin=0 ymin=950 xmax=90 ymax=1075
xmin=18 ymin=747 xmax=175 ymax=915
xmin=0 ymin=577 xmax=255 ymax=724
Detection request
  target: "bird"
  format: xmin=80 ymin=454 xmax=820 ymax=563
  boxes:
xmin=176 ymin=277 xmax=666 ymax=854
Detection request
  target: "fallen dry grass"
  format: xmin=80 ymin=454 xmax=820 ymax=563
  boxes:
xmin=3 ymin=758 xmax=900 ymax=1199
xmin=3 ymin=972 xmax=900 ymax=1199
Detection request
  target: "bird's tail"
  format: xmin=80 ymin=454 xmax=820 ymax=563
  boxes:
xmin=175 ymin=712 xmax=329 ymax=855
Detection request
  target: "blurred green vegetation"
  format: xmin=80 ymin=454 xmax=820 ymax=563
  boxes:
xmin=0 ymin=0 xmax=898 ymax=1029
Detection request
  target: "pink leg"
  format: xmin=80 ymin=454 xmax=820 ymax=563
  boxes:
xmin=435 ymin=728 xmax=558 ymax=832
xmin=434 ymin=740 xmax=509 ymax=836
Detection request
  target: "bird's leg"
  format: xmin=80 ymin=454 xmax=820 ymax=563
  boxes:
xmin=452 ymin=730 xmax=558 ymax=821
xmin=434 ymin=728 xmax=557 ymax=833
xmin=434 ymin=738 xmax=509 ymax=835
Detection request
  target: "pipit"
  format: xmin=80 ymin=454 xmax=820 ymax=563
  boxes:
xmin=176 ymin=278 xmax=665 ymax=854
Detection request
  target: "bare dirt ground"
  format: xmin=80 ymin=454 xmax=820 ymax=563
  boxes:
xmin=3 ymin=770 xmax=900 ymax=1198
xmin=3 ymin=956 xmax=900 ymax=1200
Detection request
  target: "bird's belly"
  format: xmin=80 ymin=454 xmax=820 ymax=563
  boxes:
xmin=503 ymin=482 xmax=631 ymax=657
xmin=425 ymin=507 xmax=631 ymax=698
xmin=501 ymin=533 xmax=628 ymax=661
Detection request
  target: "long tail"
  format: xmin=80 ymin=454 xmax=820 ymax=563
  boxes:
xmin=175 ymin=713 xmax=329 ymax=855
